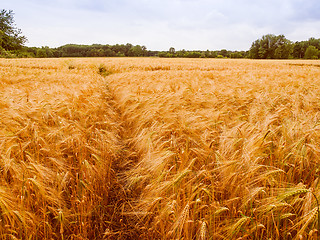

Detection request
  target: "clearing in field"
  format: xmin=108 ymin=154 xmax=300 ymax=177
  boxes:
xmin=1 ymin=58 xmax=320 ymax=239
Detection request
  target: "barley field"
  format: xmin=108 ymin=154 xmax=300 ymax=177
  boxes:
xmin=1 ymin=58 xmax=320 ymax=239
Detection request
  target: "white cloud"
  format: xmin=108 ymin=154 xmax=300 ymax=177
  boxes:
xmin=2 ymin=0 xmax=320 ymax=50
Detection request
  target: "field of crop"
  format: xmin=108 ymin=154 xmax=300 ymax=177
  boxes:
xmin=0 ymin=58 xmax=320 ymax=239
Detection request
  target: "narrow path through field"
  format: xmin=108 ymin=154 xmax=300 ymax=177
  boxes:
xmin=0 ymin=59 xmax=145 ymax=239
xmin=101 ymin=75 xmax=145 ymax=239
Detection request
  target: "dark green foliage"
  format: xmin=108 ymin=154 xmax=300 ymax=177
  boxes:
xmin=169 ymin=47 xmax=175 ymax=54
xmin=230 ymin=52 xmax=244 ymax=58
xmin=186 ymin=51 xmax=202 ymax=58
xmin=158 ymin=49 xmax=247 ymax=58
xmin=249 ymin=34 xmax=293 ymax=59
xmin=292 ymin=41 xmax=305 ymax=59
xmin=36 ymin=43 xmax=152 ymax=58
xmin=0 ymin=9 xmax=26 ymax=51
xmin=249 ymin=34 xmax=320 ymax=59
xmin=304 ymin=46 xmax=319 ymax=59
xmin=36 ymin=48 xmax=47 ymax=58
xmin=219 ymin=49 xmax=229 ymax=58
xmin=128 ymin=45 xmax=147 ymax=57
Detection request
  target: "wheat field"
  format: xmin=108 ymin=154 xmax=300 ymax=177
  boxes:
xmin=0 ymin=58 xmax=320 ymax=239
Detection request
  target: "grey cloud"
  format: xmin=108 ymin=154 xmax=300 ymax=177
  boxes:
xmin=289 ymin=0 xmax=320 ymax=21
xmin=2 ymin=0 xmax=320 ymax=50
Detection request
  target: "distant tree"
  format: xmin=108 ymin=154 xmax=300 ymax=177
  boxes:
xmin=128 ymin=45 xmax=146 ymax=57
xmin=249 ymin=39 xmax=260 ymax=58
xmin=259 ymin=35 xmax=277 ymax=58
xmin=304 ymin=45 xmax=319 ymax=59
xmin=230 ymin=52 xmax=244 ymax=58
xmin=292 ymin=41 xmax=305 ymax=59
xmin=219 ymin=49 xmax=228 ymax=58
xmin=90 ymin=48 xmax=105 ymax=57
xmin=204 ymin=50 xmax=211 ymax=58
xmin=41 ymin=46 xmax=54 ymax=57
xmin=210 ymin=51 xmax=218 ymax=58
xmin=158 ymin=52 xmax=167 ymax=57
xmin=146 ymin=50 xmax=158 ymax=57
xmin=274 ymin=35 xmax=292 ymax=59
xmin=116 ymin=52 xmax=125 ymax=57
xmin=36 ymin=48 xmax=47 ymax=58
xmin=141 ymin=46 xmax=147 ymax=56
xmin=105 ymin=48 xmax=116 ymax=57
xmin=111 ymin=44 xmax=120 ymax=53
xmin=249 ymin=34 xmax=292 ymax=59
xmin=186 ymin=51 xmax=201 ymax=58
xmin=0 ymin=9 xmax=27 ymax=51
xmin=176 ymin=49 xmax=186 ymax=58
xmin=307 ymin=37 xmax=320 ymax=49
xmin=24 ymin=46 xmax=37 ymax=57
xmin=274 ymin=39 xmax=293 ymax=59
xmin=169 ymin=47 xmax=175 ymax=54
xmin=124 ymin=43 xmax=133 ymax=56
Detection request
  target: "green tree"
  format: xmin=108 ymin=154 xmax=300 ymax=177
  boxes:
xmin=124 ymin=43 xmax=133 ymax=56
xmin=128 ymin=45 xmax=145 ymax=57
xmin=258 ymin=34 xmax=277 ymax=58
xmin=304 ymin=45 xmax=319 ymax=59
xmin=42 ymin=46 xmax=54 ymax=57
xmin=36 ymin=48 xmax=47 ymax=58
xmin=274 ymin=35 xmax=292 ymax=59
xmin=249 ymin=34 xmax=292 ymax=59
xmin=105 ymin=48 xmax=116 ymax=57
xmin=169 ymin=47 xmax=175 ymax=54
xmin=249 ymin=39 xmax=260 ymax=58
xmin=176 ymin=49 xmax=186 ymax=58
xmin=0 ymin=9 xmax=27 ymax=51
xmin=219 ymin=49 xmax=229 ymax=57
xmin=141 ymin=45 xmax=147 ymax=56
xmin=292 ymin=41 xmax=305 ymax=59
xmin=210 ymin=51 xmax=218 ymax=58
xmin=230 ymin=52 xmax=244 ymax=58
xmin=158 ymin=51 xmax=167 ymax=57
xmin=204 ymin=50 xmax=211 ymax=58
xmin=186 ymin=51 xmax=201 ymax=58
xmin=307 ymin=37 xmax=320 ymax=49
xmin=89 ymin=48 xmax=105 ymax=57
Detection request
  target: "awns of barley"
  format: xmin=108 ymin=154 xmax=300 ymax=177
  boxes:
xmin=199 ymin=221 xmax=207 ymax=240
xmin=2 ymin=58 xmax=320 ymax=239
xmin=295 ymin=207 xmax=318 ymax=237
xmin=167 ymin=203 xmax=190 ymax=238
xmin=278 ymin=188 xmax=309 ymax=201
xmin=228 ymin=216 xmax=250 ymax=238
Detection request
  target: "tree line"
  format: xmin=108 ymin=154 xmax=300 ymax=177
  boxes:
xmin=249 ymin=34 xmax=320 ymax=59
xmin=158 ymin=47 xmax=247 ymax=58
xmin=1 ymin=9 xmax=320 ymax=59
xmin=25 ymin=44 xmax=157 ymax=58
xmin=155 ymin=35 xmax=320 ymax=59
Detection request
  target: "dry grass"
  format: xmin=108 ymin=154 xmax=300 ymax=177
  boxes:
xmin=0 ymin=58 xmax=123 ymax=239
xmin=1 ymin=57 xmax=320 ymax=239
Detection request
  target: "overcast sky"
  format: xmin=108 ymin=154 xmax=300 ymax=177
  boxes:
xmin=3 ymin=0 xmax=320 ymax=50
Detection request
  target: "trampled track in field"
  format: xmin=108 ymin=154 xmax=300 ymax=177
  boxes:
xmin=1 ymin=58 xmax=320 ymax=239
